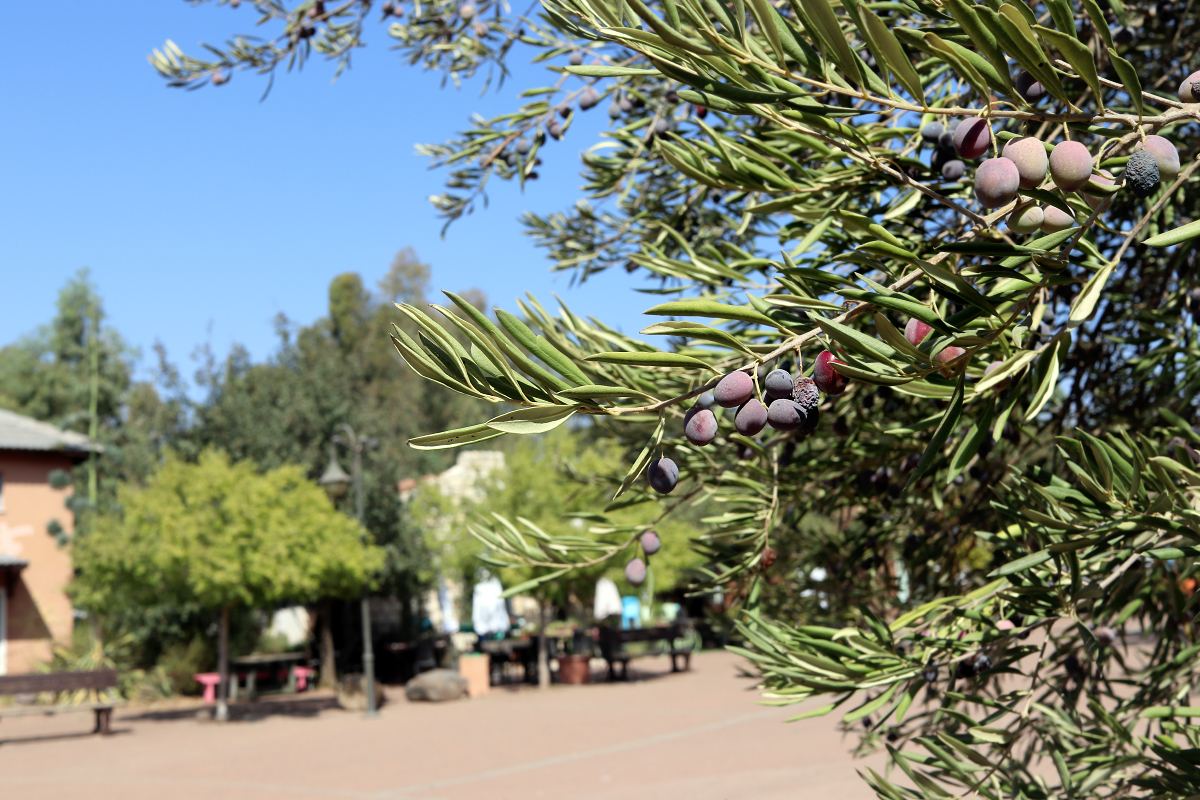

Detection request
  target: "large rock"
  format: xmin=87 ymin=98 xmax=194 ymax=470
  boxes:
xmin=336 ymin=673 xmax=386 ymax=712
xmin=405 ymin=668 xmax=468 ymax=702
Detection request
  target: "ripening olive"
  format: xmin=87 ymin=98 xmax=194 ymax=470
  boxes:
xmin=904 ymin=318 xmax=932 ymax=346
xmin=641 ymin=530 xmax=661 ymax=556
xmin=974 ymin=157 xmax=1020 ymax=208
xmin=1015 ymin=70 xmax=1046 ymax=102
xmin=683 ymin=407 xmax=718 ymax=446
xmin=941 ymin=159 xmax=965 ymax=181
xmin=920 ymin=122 xmax=944 ymax=143
xmin=625 ymin=557 xmax=647 ymax=586
xmin=1001 ymin=136 xmax=1048 ymax=189
xmin=1136 ymin=135 xmax=1181 ymax=181
xmin=714 ymin=371 xmax=754 ymax=408
xmin=766 ymin=398 xmax=803 ymax=431
xmin=953 ymin=118 xmax=991 ymax=160
xmin=647 ymin=457 xmax=678 ymax=494
xmin=735 ymin=399 xmax=768 ymax=436
xmin=1006 ymin=202 xmax=1044 ymax=234
xmin=1048 ymin=141 xmax=1092 ymax=192
xmin=1178 ymin=69 xmax=1200 ymax=102
xmin=764 ymin=368 xmax=793 ymax=397
xmin=935 ymin=346 xmax=966 ymax=378
xmin=1040 ymin=205 xmax=1076 ymax=233
xmin=813 ymin=351 xmax=849 ymax=396
xmin=1083 ymin=169 xmax=1115 ymax=210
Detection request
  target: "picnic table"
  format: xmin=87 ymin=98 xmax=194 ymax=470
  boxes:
xmin=596 ymin=623 xmax=692 ymax=680
xmin=229 ymin=652 xmax=306 ymax=701
xmin=387 ymin=638 xmax=447 ymax=675
xmin=478 ymin=637 xmax=539 ymax=684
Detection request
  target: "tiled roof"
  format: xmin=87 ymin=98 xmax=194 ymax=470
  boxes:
xmin=0 ymin=409 xmax=91 ymax=454
xmin=0 ymin=554 xmax=30 ymax=568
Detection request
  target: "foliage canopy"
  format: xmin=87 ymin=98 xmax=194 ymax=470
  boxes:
xmin=72 ymin=449 xmax=384 ymax=613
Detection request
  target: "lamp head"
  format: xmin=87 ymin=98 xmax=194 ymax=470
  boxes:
xmin=318 ymin=446 xmax=351 ymax=500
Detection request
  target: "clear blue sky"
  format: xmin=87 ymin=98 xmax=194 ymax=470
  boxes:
xmin=0 ymin=1 xmax=644 ymax=384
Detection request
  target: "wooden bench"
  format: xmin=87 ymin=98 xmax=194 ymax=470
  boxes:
xmin=0 ymin=670 xmax=123 ymax=734
xmin=596 ymin=624 xmax=693 ymax=681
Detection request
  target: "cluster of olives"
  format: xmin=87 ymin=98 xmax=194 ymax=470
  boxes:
xmin=982 ymin=132 xmax=1178 ymax=227
xmin=647 ymin=352 xmax=851 ymax=495
xmin=955 ymin=651 xmax=992 ymax=679
xmin=608 ymin=92 xmax=678 ymax=140
xmin=501 ymin=137 xmax=541 ymax=178
xmin=545 ymin=82 xmax=603 ymax=140
xmin=904 ymin=318 xmax=965 ymax=376
xmin=920 ymin=118 xmax=967 ymax=181
xmin=916 ymin=69 xmax=1186 ymax=229
xmin=624 ymin=529 xmax=661 ymax=586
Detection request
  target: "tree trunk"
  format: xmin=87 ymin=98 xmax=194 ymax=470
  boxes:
xmin=319 ymin=598 xmax=337 ymax=689
xmin=216 ymin=606 xmax=230 ymax=722
xmin=537 ymin=599 xmax=550 ymax=689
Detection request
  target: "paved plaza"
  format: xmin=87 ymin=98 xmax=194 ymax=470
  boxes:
xmin=0 ymin=651 xmax=883 ymax=799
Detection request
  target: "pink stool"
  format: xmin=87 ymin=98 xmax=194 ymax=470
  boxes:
xmin=294 ymin=666 xmax=315 ymax=691
xmin=193 ymin=673 xmax=221 ymax=704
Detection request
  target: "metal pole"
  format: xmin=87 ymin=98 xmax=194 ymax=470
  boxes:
xmin=344 ymin=424 xmax=379 ymax=719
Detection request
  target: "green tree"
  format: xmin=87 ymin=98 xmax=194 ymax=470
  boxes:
xmin=72 ymin=449 xmax=383 ymax=721
xmin=184 ymin=257 xmax=486 ymax=628
xmin=162 ymin=1 xmax=1200 ymax=796
xmin=411 ymin=426 xmax=701 ymax=683
xmin=0 ymin=270 xmax=185 ymax=540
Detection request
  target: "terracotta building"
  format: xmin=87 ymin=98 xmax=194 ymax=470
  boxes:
xmin=0 ymin=409 xmax=89 ymax=674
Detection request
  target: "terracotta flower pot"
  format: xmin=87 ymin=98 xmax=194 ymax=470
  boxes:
xmin=558 ymin=654 xmax=591 ymax=685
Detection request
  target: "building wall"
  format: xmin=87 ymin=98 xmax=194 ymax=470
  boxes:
xmin=0 ymin=450 xmax=77 ymax=674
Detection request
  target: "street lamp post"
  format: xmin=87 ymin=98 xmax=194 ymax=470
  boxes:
xmin=319 ymin=424 xmax=379 ymax=718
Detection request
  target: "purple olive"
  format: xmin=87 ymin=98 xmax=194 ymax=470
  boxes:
xmin=625 ymin=558 xmax=647 ymax=586
xmin=647 ymin=457 xmax=678 ymax=494
xmin=735 ymin=399 xmax=768 ymax=436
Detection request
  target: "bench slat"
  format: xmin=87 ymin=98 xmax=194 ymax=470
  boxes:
xmin=0 ymin=670 xmax=119 ymax=695
xmin=0 ymin=700 xmax=125 ymax=718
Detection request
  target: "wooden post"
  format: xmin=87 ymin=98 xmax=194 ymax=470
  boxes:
xmin=537 ymin=599 xmax=550 ymax=689
xmin=216 ymin=606 xmax=230 ymax=722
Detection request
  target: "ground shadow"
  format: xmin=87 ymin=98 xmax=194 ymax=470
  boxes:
xmin=0 ymin=727 xmax=132 ymax=747
xmin=124 ymin=695 xmax=343 ymax=723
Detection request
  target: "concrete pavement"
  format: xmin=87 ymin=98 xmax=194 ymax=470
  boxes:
xmin=0 ymin=650 xmax=883 ymax=800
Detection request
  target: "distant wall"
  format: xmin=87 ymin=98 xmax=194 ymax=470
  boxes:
xmin=0 ymin=450 xmax=77 ymax=674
